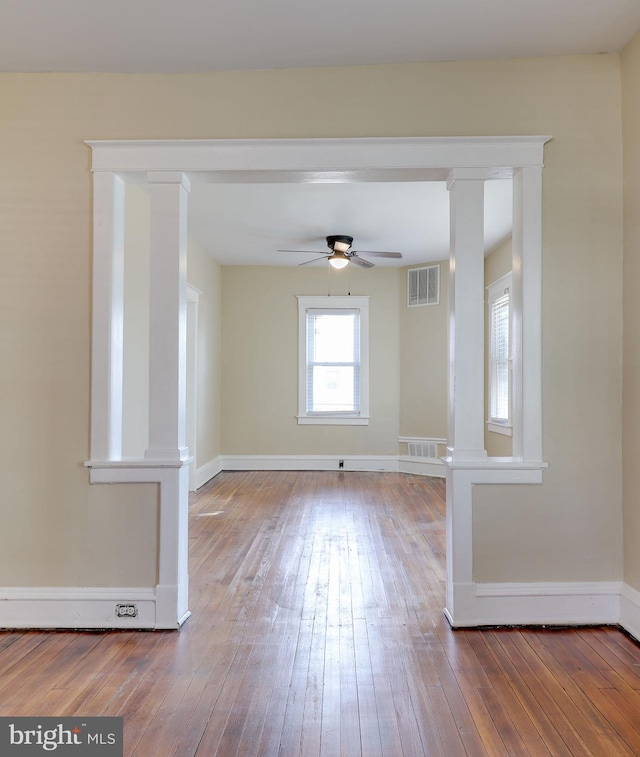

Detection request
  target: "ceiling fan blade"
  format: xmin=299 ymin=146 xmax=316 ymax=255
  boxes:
xmin=298 ymin=255 xmax=330 ymax=266
xmin=352 ymin=250 xmax=403 ymax=258
xmin=351 ymin=256 xmax=375 ymax=268
xmin=277 ymin=249 xmax=325 ymax=254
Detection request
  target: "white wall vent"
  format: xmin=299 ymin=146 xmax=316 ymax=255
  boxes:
xmin=407 ymin=441 xmax=438 ymax=459
xmin=408 ymin=265 xmax=440 ymax=307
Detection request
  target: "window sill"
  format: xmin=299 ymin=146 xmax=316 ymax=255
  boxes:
xmin=297 ymin=416 xmax=370 ymax=426
xmin=487 ymin=421 xmax=512 ymax=436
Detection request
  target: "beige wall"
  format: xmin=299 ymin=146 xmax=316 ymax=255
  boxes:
xmin=399 ymin=263 xmax=449 ymax=441
xmin=187 ymin=239 xmax=222 ymax=467
xmin=0 ymin=52 xmax=625 ymax=588
xmin=484 ymin=238 xmax=513 ymax=457
xmin=622 ymin=30 xmax=640 ymax=591
xmin=223 ymin=260 xmax=449 ymax=458
xmin=221 ymin=266 xmax=400 ymax=455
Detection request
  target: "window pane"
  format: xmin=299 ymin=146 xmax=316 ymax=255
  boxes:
xmin=308 ymin=311 xmax=358 ymax=363
xmin=309 ymin=366 xmax=357 ymax=412
xmin=306 ymin=308 xmax=361 ymax=415
xmin=492 ymin=294 xmax=509 ymax=361
xmin=492 ymin=362 xmax=509 ymax=420
xmin=490 ymin=290 xmax=510 ymax=422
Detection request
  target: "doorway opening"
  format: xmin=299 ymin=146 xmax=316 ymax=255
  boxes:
xmin=85 ymin=137 xmax=548 ymax=629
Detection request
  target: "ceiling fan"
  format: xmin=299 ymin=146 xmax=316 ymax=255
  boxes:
xmin=277 ymin=235 xmax=403 ymax=269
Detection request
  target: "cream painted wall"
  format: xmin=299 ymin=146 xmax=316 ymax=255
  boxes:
xmin=187 ymin=239 xmax=222 ymax=467
xmin=473 ymin=55 xmax=624 ymax=581
xmin=484 ymin=238 xmax=513 ymax=457
xmin=0 ymin=52 xmax=624 ymax=588
xmin=399 ymin=263 xmax=448 ymax=441
xmin=622 ymin=30 xmax=640 ymax=591
xmin=221 ymin=266 xmax=400 ymax=455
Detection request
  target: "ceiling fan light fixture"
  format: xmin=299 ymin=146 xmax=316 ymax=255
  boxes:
xmin=328 ymin=251 xmax=349 ymax=269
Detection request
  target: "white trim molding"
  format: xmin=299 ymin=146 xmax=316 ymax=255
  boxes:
xmin=222 ymin=455 xmax=399 ymax=472
xmin=82 ymin=136 xmax=551 ymax=636
xmin=195 ymin=456 xmax=223 ymax=489
xmin=468 ymin=581 xmax=622 ymax=627
xmin=621 ymin=583 xmax=640 ymax=642
xmin=192 ymin=453 xmax=450 ymax=478
xmin=86 ymin=136 xmax=552 ymax=178
xmin=445 ymin=462 xmax=547 ymax=626
xmin=0 ymin=587 xmax=157 ymax=630
xmin=487 ymin=422 xmax=513 ymax=436
xmin=398 ymin=457 xmax=446 ymax=478
xmin=85 ymin=461 xmax=191 ymax=629
xmin=197 ymin=454 xmax=447 ymax=479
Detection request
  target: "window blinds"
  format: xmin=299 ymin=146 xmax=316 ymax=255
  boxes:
xmin=490 ymin=290 xmax=510 ymax=422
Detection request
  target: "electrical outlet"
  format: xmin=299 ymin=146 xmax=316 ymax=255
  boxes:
xmin=116 ymin=603 xmax=138 ymax=618
xmin=339 ymin=460 xmax=344 ymax=469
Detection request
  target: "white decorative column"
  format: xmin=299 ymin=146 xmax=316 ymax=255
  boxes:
xmin=446 ymin=168 xmax=488 ymax=462
xmin=444 ymin=168 xmax=488 ymax=626
xmin=511 ymin=166 xmax=544 ymax=463
xmin=90 ymin=172 xmax=125 ymax=461
xmin=145 ymin=171 xmax=191 ymax=462
xmin=145 ymin=170 xmax=192 ymax=628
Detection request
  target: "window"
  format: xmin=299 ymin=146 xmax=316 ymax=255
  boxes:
xmin=487 ymin=274 xmax=512 ymax=435
xmin=297 ymin=296 xmax=369 ymax=425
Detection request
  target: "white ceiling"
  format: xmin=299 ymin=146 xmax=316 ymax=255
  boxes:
xmin=5 ymin=0 xmax=638 ymax=267
xmin=187 ymin=180 xmax=513 ymax=267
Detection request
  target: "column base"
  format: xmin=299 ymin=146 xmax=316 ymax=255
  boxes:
xmin=446 ymin=446 xmax=488 ymax=463
xmin=145 ymin=446 xmax=191 ymax=462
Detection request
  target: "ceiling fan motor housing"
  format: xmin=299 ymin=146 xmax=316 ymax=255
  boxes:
xmin=327 ymin=235 xmax=353 ymax=252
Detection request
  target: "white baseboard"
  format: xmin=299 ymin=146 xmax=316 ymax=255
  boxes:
xmin=621 ymin=582 xmax=640 ymax=643
xmin=195 ymin=456 xmax=223 ymax=489
xmin=0 ymin=587 xmax=158 ymax=629
xmin=448 ymin=581 xmax=622 ymax=628
xmin=221 ymin=455 xmax=399 ymax=472
xmin=398 ymin=456 xmax=446 ymax=478
xmin=204 ymin=454 xmax=445 ymax=477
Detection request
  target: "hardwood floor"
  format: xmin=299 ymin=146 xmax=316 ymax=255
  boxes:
xmin=1 ymin=471 xmax=640 ymax=755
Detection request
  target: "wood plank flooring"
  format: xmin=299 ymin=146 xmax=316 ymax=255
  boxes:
xmin=1 ymin=471 xmax=640 ymax=755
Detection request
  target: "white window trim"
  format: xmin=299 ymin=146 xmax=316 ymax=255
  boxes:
xmin=487 ymin=272 xmax=513 ymax=436
xmin=487 ymin=421 xmax=513 ymax=436
xmin=297 ymin=295 xmax=369 ymax=425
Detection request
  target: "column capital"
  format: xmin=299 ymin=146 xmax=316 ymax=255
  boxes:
xmin=446 ymin=167 xmax=489 ymax=190
xmin=146 ymin=171 xmax=191 ymax=192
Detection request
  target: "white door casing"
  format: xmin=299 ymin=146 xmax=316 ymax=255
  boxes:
xmin=84 ymin=137 xmax=549 ymax=629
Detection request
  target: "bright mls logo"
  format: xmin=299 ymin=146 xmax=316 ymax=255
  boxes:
xmin=1 ymin=718 xmax=122 ymax=755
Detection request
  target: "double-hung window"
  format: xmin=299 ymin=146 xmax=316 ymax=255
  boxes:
xmin=297 ymin=296 xmax=369 ymax=425
xmin=487 ymin=274 xmax=512 ymax=435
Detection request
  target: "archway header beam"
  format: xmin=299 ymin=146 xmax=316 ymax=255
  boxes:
xmin=86 ymin=136 xmax=550 ymax=179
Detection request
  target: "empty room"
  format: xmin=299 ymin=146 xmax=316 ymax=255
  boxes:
xmin=2 ymin=1 xmax=640 ymax=754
